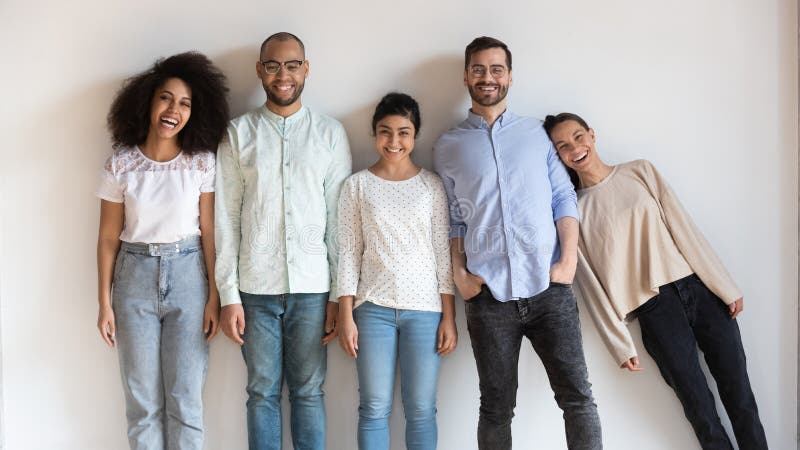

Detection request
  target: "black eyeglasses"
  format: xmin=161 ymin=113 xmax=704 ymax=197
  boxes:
xmin=259 ymin=59 xmax=305 ymax=74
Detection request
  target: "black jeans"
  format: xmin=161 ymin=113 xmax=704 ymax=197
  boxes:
xmin=636 ymin=274 xmax=768 ymax=450
xmin=465 ymin=283 xmax=602 ymax=450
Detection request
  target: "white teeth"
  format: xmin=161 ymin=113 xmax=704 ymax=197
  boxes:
xmin=386 ymin=148 xmax=403 ymax=153
xmin=573 ymin=151 xmax=588 ymax=163
xmin=160 ymin=117 xmax=178 ymax=128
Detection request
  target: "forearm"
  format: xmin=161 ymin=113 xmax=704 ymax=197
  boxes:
xmin=199 ymin=194 xmax=219 ymax=299
xmin=450 ymin=237 xmax=467 ymax=272
xmin=338 ymin=296 xmax=355 ymax=319
xmin=440 ymin=294 xmax=455 ymax=320
xmin=97 ymin=236 xmax=120 ymax=307
xmin=200 ymin=231 xmax=218 ymax=297
xmin=555 ymin=216 xmax=578 ymax=264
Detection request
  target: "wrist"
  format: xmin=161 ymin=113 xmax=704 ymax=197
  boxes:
xmin=557 ymin=256 xmax=577 ymax=268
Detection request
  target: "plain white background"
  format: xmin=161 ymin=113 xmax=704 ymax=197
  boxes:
xmin=1 ymin=0 xmax=797 ymax=449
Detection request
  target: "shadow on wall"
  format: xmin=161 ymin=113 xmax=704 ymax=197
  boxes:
xmin=213 ymin=46 xmax=265 ymax=118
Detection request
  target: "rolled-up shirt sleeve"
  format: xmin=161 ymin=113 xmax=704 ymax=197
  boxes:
xmin=546 ymin=141 xmax=579 ymax=222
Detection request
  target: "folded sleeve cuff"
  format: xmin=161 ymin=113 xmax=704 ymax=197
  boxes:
xmin=449 ymin=224 xmax=467 ymax=239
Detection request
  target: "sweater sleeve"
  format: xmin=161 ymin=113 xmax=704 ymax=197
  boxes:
xmin=336 ymin=176 xmax=362 ymax=299
xmin=429 ymin=173 xmax=455 ymax=295
xmin=574 ymin=245 xmax=638 ymax=366
xmin=642 ymin=161 xmax=742 ymax=304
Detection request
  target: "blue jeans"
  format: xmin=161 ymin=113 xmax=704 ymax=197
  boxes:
xmin=465 ymin=283 xmax=602 ymax=450
xmin=353 ymin=301 xmax=442 ymax=450
xmin=112 ymin=236 xmax=209 ymax=450
xmin=240 ymin=292 xmax=328 ymax=450
xmin=636 ymin=274 xmax=768 ymax=450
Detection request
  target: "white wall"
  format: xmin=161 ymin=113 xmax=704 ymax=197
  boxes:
xmin=1 ymin=0 xmax=796 ymax=449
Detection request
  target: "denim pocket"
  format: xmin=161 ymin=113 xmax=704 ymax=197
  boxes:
xmin=549 ymin=281 xmax=572 ymax=288
xmin=113 ymin=250 xmax=128 ymax=284
xmin=633 ymin=295 xmax=659 ymax=317
xmin=194 ymin=249 xmax=208 ymax=281
xmin=464 ymin=285 xmax=488 ymax=302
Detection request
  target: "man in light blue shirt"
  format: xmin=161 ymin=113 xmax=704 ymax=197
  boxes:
xmin=433 ymin=36 xmax=602 ymax=449
xmin=215 ymin=32 xmax=351 ymax=450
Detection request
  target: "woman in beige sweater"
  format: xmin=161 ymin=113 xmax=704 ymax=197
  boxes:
xmin=543 ymin=113 xmax=767 ymax=450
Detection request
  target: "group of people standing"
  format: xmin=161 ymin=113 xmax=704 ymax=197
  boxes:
xmin=95 ymin=31 xmax=768 ymax=450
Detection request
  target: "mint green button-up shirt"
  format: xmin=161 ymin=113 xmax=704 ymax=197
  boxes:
xmin=215 ymin=105 xmax=352 ymax=306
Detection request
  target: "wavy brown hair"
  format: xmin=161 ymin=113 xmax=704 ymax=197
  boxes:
xmin=107 ymin=51 xmax=229 ymax=153
xmin=543 ymin=112 xmax=590 ymax=189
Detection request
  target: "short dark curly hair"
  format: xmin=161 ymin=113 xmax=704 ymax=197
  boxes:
xmin=371 ymin=92 xmax=422 ymax=137
xmin=107 ymin=51 xmax=230 ymax=153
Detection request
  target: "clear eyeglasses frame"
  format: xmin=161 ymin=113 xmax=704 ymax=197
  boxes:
xmin=468 ymin=64 xmax=508 ymax=78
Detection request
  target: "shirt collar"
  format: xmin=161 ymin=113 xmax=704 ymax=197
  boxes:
xmin=260 ymin=104 xmax=307 ymax=126
xmin=465 ymin=108 xmax=512 ymax=129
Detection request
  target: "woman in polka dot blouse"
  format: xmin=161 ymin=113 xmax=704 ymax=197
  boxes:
xmin=336 ymin=92 xmax=457 ymax=450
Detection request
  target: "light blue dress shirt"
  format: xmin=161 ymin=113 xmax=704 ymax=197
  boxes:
xmin=433 ymin=110 xmax=579 ymax=302
xmin=215 ymin=105 xmax=352 ymax=306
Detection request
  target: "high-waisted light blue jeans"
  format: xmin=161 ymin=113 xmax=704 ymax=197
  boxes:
xmin=112 ymin=236 xmax=209 ymax=450
xmin=353 ymin=301 xmax=442 ymax=450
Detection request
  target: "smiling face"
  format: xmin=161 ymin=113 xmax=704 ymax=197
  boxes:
xmin=464 ymin=47 xmax=512 ymax=108
xmin=549 ymin=120 xmax=598 ymax=172
xmin=374 ymin=114 xmax=416 ymax=164
xmin=149 ymin=77 xmax=191 ymax=141
xmin=257 ymin=38 xmax=308 ymax=109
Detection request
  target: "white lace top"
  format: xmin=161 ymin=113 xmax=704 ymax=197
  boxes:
xmin=336 ymin=168 xmax=455 ymax=312
xmin=96 ymin=146 xmax=215 ymax=243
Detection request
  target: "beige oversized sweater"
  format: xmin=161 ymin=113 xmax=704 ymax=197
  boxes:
xmin=574 ymin=159 xmax=741 ymax=366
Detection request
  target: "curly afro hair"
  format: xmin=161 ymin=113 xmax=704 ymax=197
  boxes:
xmin=107 ymin=51 xmax=230 ymax=153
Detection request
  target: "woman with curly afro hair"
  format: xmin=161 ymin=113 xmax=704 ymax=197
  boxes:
xmin=95 ymin=51 xmax=229 ymax=450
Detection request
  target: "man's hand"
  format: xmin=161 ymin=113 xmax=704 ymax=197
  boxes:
xmin=549 ymin=258 xmax=577 ymax=284
xmin=220 ymin=304 xmax=246 ymax=345
xmin=322 ymin=301 xmax=339 ymax=345
xmin=454 ymin=267 xmax=484 ymax=301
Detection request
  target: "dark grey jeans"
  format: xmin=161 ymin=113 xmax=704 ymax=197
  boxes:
xmin=636 ymin=274 xmax=768 ymax=450
xmin=465 ymin=282 xmax=602 ymax=450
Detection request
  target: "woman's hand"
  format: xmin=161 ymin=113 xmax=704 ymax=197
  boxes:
xmin=437 ymin=316 xmax=458 ymax=355
xmin=204 ymin=290 xmax=221 ymax=341
xmin=729 ymin=297 xmax=744 ymax=319
xmin=338 ymin=314 xmax=359 ymax=358
xmin=621 ymin=356 xmax=642 ymax=372
xmin=97 ymin=304 xmax=116 ymax=348
xmin=454 ymin=267 xmax=484 ymax=301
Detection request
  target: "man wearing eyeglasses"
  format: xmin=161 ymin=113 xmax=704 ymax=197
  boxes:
xmin=215 ymin=32 xmax=352 ymax=450
xmin=433 ymin=36 xmax=602 ymax=449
